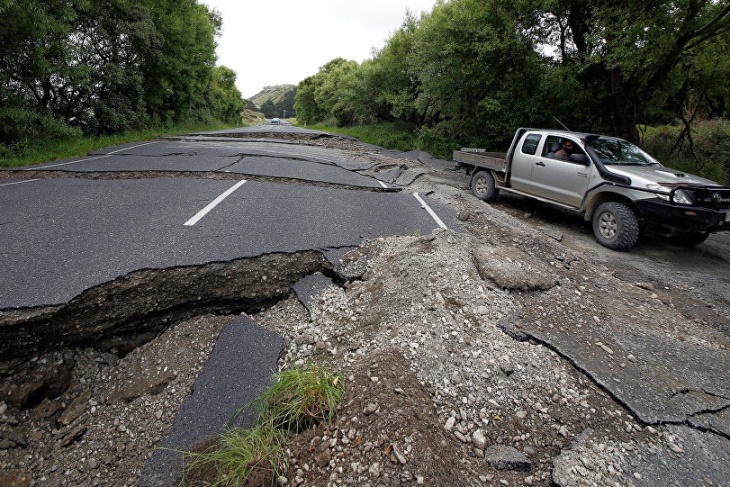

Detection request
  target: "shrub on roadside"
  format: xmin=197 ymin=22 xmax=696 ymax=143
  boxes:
xmin=0 ymin=108 xmax=81 ymax=152
xmin=642 ymin=119 xmax=730 ymax=184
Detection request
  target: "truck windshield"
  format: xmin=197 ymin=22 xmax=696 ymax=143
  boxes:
xmin=589 ymin=138 xmax=659 ymax=166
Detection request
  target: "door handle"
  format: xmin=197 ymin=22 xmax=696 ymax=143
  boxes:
xmin=535 ymin=161 xmax=546 ymax=167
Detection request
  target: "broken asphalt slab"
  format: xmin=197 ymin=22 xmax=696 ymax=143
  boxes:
xmin=293 ymin=272 xmax=335 ymax=313
xmin=139 ymin=315 xmax=283 ymax=487
xmin=516 ymin=308 xmax=730 ymax=425
xmin=553 ymin=425 xmax=730 ymax=487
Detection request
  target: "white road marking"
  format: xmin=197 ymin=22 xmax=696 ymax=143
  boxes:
xmin=0 ymin=179 xmax=39 ymax=187
xmin=184 ymin=180 xmax=247 ymax=226
xmin=414 ymin=192 xmax=448 ymax=229
xmin=23 ymin=141 xmax=159 ymax=169
xmin=377 ymin=180 xmax=389 ymax=188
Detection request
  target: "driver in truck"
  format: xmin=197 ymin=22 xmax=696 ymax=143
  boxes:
xmin=554 ymin=140 xmax=577 ymax=160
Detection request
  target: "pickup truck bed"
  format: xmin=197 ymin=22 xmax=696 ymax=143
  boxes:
xmin=453 ymin=150 xmax=507 ymax=172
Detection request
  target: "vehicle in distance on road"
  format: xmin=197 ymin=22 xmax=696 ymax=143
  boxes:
xmin=270 ymin=118 xmax=280 ymax=124
xmin=454 ymin=128 xmax=730 ymax=251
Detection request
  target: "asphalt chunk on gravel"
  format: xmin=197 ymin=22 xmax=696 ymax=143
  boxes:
xmin=139 ymin=315 xmax=283 ymax=487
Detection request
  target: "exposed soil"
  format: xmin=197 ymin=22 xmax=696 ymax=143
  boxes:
xmin=1 ymin=134 xmax=729 ymax=487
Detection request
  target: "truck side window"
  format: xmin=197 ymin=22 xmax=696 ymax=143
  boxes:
xmin=543 ymin=136 xmax=563 ymax=158
xmin=521 ymin=134 xmax=542 ymax=155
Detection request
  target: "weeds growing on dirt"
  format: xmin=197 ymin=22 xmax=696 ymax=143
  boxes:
xmin=182 ymin=423 xmax=287 ymax=487
xmin=258 ymin=365 xmax=346 ymax=432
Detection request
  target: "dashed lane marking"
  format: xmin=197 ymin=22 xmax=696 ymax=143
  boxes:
xmin=184 ymin=180 xmax=247 ymax=226
xmin=413 ymin=192 xmax=448 ymax=230
xmin=0 ymin=179 xmax=39 ymax=187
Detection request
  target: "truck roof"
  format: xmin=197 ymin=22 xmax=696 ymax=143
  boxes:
xmin=519 ymin=127 xmax=599 ymax=139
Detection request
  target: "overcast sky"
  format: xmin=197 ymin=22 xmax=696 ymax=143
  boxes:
xmin=200 ymin=0 xmax=439 ymax=99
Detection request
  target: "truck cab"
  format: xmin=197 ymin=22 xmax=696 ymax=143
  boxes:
xmin=509 ymin=132 xmax=593 ymax=207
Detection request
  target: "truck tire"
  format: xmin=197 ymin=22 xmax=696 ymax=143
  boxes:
xmin=592 ymin=201 xmax=640 ymax=251
xmin=471 ymin=170 xmax=499 ymax=202
xmin=669 ymin=232 xmax=710 ymax=246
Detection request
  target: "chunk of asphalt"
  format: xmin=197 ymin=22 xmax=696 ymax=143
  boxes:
xmin=484 ymin=444 xmax=532 ymax=471
xmin=293 ymin=272 xmax=335 ymax=313
xmin=552 ymin=425 xmax=730 ymax=487
xmin=394 ymin=167 xmax=429 ymax=186
xmin=138 ymin=315 xmax=283 ymax=487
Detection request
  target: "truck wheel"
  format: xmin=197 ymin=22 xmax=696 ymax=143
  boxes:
xmin=669 ymin=232 xmax=710 ymax=246
xmin=471 ymin=171 xmax=499 ymax=202
xmin=592 ymin=201 xmax=640 ymax=251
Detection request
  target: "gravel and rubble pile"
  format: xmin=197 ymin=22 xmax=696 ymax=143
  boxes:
xmin=254 ymin=229 xmax=670 ymax=486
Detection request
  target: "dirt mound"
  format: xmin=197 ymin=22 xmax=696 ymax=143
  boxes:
xmin=287 ymin=348 xmax=479 ymax=486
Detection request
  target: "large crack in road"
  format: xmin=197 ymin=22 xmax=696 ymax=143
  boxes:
xmin=0 ymin=169 xmax=401 ymax=192
xmin=0 ymin=251 xmax=332 ymax=361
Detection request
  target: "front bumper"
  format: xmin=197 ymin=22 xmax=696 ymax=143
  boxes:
xmin=635 ymin=198 xmax=730 ymax=234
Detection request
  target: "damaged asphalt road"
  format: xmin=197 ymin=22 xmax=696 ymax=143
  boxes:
xmin=0 ymin=131 xmax=457 ymax=356
xmin=1 ymin=126 xmax=729 ymax=486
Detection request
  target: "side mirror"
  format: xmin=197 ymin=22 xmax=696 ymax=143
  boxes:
xmin=570 ymin=153 xmax=589 ymax=165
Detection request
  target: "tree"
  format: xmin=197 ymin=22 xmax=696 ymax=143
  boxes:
xmin=356 ymin=12 xmax=426 ymax=126
xmin=0 ymin=0 xmax=226 ymax=149
xmin=140 ymin=0 xmax=219 ymax=123
xmin=210 ymin=66 xmax=245 ymax=124
xmin=521 ymin=0 xmax=730 ymax=142
xmin=294 ymin=58 xmax=355 ymax=125
xmin=408 ymin=0 xmax=554 ymax=148
xmin=294 ymin=76 xmax=323 ymax=125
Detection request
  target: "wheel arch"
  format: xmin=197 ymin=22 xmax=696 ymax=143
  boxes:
xmin=583 ymin=190 xmax=641 ymax=223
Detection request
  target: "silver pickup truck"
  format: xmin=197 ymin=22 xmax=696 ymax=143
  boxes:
xmin=454 ymin=128 xmax=730 ymax=250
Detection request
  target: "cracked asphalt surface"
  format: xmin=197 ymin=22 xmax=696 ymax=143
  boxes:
xmin=1 ymin=124 xmax=728 ymax=486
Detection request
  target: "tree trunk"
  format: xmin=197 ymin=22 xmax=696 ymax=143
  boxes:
xmin=610 ymin=69 xmax=640 ymax=143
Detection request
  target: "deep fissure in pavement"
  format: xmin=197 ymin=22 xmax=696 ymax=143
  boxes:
xmin=0 ymin=251 xmax=333 ymax=362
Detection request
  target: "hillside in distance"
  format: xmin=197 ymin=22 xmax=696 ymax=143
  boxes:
xmin=248 ymin=84 xmax=296 ymax=119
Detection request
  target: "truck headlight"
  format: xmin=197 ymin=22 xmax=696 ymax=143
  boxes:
xmin=671 ymin=189 xmax=693 ymax=205
xmin=647 ymin=185 xmax=693 ymax=205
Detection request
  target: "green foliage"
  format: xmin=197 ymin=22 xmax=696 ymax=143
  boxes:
xmin=210 ymin=66 xmax=245 ymax=124
xmin=294 ymin=58 xmax=365 ymax=126
xmin=303 ymin=122 xmax=419 ymax=152
xmin=0 ymin=120 xmax=234 ymax=168
xmin=642 ymin=120 xmax=730 ymax=184
xmin=0 ymin=0 xmax=244 ymax=152
xmin=0 ymin=108 xmax=81 ymax=155
xmin=250 ymin=85 xmax=297 ymax=119
xmin=256 ymin=365 xmax=346 ymax=432
xmin=180 ymin=363 xmax=346 ymax=486
xmin=294 ymin=75 xmax=324 ymax=125
xmin=296 ymin=0 xmax=729 ymax=154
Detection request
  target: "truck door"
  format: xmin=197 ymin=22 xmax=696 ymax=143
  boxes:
xmin=529 ymin=136 xmax=591 ymax=207
xmin=509 ymin=133 xmax=543 ymax=192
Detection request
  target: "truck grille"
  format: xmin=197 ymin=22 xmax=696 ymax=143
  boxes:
xmin=687 ymin=187 xmax=730 ymax=209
